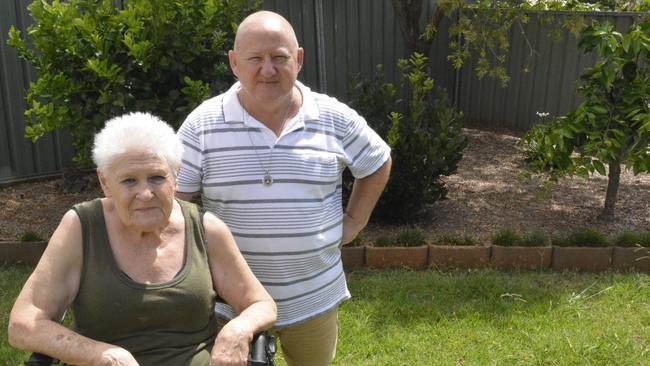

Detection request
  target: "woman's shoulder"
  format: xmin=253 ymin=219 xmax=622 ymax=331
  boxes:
xmin=176 ymin=198 xmax=201 ymax=217
xmin=72 ymin=197 xmax=103 ymax=212
xmin=200 ymin=210 xmax=230 ymax=238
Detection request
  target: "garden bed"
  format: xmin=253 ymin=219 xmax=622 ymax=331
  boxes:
xmin=1 ymin=127 xmax=649 ymax=244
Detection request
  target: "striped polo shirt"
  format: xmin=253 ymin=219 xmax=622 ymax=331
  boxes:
xmin=177 ymin=81 xmax=390 ymax=327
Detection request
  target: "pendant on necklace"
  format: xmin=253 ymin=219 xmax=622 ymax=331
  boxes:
xmin=262 ymin=174 xmax=273 ymax=186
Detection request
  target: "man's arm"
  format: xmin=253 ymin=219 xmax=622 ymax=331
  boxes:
xmin=341 ymin=157 xmax=392 ymax=245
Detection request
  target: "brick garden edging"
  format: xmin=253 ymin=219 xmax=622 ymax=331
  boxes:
xmin=3 ymin=242 xmax=649 ymax=273
xmin=0 ymin=241 xmax=47 ymax=265
xmin=341 ymin=245 xmax=650 ymax=273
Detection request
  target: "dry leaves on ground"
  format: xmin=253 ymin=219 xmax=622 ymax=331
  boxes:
xmin=365 ymin=128 xmax=650 ymax=243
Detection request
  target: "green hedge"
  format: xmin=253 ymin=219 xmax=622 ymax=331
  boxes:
xmin=8 ymin=0 xmax=256 ymax=165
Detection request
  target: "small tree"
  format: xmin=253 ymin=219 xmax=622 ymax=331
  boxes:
xmin=8 ymin=0 xmax=255 ymax=166
xmin=521 ymin=21 xmax=650 ymax=221
xmin=349 ymin=53 xmax=467 ymax=223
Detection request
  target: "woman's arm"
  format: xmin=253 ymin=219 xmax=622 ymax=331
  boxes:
xmin=203 ymin=212 xmax=277 ymax=365
xmin=8 ymin=210 xmax=139 ymax=366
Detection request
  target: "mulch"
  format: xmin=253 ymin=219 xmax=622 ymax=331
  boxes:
xmin=1 ymin=128 xmax=649 ymax=243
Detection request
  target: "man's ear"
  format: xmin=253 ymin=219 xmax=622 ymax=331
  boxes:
xmin=228 ymin=50 xmax=239 ymax=77
xmin=297 ymin=47 xmax=304 ymax=71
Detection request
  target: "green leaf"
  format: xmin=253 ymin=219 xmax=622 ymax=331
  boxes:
xmin=592 ymin=160 xmax=607 ymax=176
xmin=590 ymin=105 xmax=608 ymax=114
xmin=559 ymin=128 xmax=573 ymax=138
xmin=8 ymin=0 xmax=253 ymax=163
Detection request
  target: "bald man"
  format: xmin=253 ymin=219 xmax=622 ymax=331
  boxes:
xmin=176 ymin=11 xmax=391 ymax=366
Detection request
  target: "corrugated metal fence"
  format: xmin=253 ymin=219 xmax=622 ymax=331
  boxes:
xmin=1 ymin=0 xmax=74 ymax=185
xmin=0 ymin=0 xmax=643 ymax=184
xmin=457 ymin=11 xmax=640 ymax=130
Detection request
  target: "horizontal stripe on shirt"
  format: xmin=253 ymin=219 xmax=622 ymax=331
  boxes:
xmin=177 ymin=81 xmax=390 ymax=326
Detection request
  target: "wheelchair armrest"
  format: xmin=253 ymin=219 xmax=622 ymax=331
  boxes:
xmin=24 ymin=352 xmax=65 ymax=366
xmin=248 ymin=331 xmax=276 ymax=366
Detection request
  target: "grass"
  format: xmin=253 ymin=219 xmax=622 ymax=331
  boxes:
xmin=2 ymin=265 xmax=649 ymax=365
xmin=1 ymin=264 xmax=32 ymax=364
xmin=553 ymin=228 xmax=611 ymax=247
xmin=19 ymin=230 xmax=43 ymax=242
xmin=436 ymin=233 xmax=478 ymax=246
xmin=491 ymin=229 xmax=547 ymax=247
xmin=374 ymin=225 xmax=428 ymax=247
xmin=335 ymin=269 xmax=649 ymax=365
xmin=613 ymin=230 xmax=650 ymax=247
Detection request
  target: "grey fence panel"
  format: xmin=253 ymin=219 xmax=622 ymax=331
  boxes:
xmin=429 ymin=15 xmax=458 ymax=103
xmin=0 ymin=0 xmax=642 ymax=184
xmin=454 ymin=11 xmax=642 ymax=130
xmin=0 ymin=0 xmax=74 ymax=185
xmin=262 ymin=0 xmax=410 ymax=101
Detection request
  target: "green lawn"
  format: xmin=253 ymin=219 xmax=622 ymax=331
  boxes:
xmin=2 ymin=265 xmax=648 ymax=365
xmin=1 ymin=264 xmax=32 ymax=364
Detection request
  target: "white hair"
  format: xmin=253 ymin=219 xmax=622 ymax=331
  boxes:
xmin=92 ymin=112 xmax=183 ymax=175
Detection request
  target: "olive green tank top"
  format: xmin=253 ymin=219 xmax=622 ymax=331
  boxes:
xmin=71 ymin=199 xmax=216 ymax=366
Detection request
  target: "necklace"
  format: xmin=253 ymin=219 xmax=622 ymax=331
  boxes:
xmin=241 ymin=91 xmax=294 ymax=186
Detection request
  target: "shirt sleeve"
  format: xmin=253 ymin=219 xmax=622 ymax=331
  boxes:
xmin=176 ymin=113 xmax=204 ymax=194
xmin=341 ymin=107 xmax=391 ymax=179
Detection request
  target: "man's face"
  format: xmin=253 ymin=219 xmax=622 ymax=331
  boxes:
xmin=229 ymin=24 xmax=303 ymax=105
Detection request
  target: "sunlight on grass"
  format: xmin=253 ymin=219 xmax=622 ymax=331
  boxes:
xmin=2 ymin=265 xmax=648 ymax=365
xmin=0 ymin=264 xmax=32 ymax=364
xmin=336 ymin=269 xmax=649 ymax=365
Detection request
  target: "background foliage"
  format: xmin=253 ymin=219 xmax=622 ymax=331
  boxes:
xmin=349 ymin=53 xmax=467 ymax=223
xmin=8 ymin=0 xmax=256 ymax=165
xmin=394 ymin=0 xmax=650 ymax=86
xmin=521 ymin=20 xmax=650 ymax=220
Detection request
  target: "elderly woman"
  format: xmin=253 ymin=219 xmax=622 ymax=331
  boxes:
xmin=8 ymin=112 xmax=276 ymax=366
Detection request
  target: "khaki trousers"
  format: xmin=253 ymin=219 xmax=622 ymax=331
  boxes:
xmin=269 ymin=308 xmax=338 ymax=366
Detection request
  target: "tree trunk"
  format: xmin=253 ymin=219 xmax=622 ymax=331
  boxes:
xmin=391 ymin=0 xmax=438 ymax=56
xmin=600 ymin=161 xmax=621 ymax=221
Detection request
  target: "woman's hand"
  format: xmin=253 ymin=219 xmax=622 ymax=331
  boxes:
xmin=95 ymin=346 xmax=140 ymax=366
xmin=209 ymin=319 xmax=252 ymax=366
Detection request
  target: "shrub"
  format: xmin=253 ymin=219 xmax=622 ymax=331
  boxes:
xmin=520 ymin=232 xmax=547 ymax=247
xmin=374 ymin=236 xmax=395 ymax=247
xmin=519 ymin=118 xmax=563 ymax=172
xmin=612 ymin=230 xmax=650 ymax=247
xmin=348 ymin=53 xmax=467 ymax=223
xmin=8 ymin=0 xmax=256 ymax=166
xmin=491 ymin=229 xmax=521 ymax=246
xmin=374 ymin=226 xmax=428 ymax=247
xmin=394 ymin=226 xmax=428 ymax=247
xmin=492 ymin=229 xmax=547 ymax=247
xmin=20 ymin=230 xmax=43 ymax=242
xmin=436 ymin=233 xmax=478 ymax=246
xmin=552 ymin=228 xmax=610 ymax=247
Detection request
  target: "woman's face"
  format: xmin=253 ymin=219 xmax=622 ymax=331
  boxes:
xmin=98 ymin=153 xmax=178 ymax=232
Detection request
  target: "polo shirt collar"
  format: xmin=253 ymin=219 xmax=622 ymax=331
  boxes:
xmin=222 ymin=82 xmax=245 ymax=124
xmin=222 ymin=81 xmax=320 ymax=126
